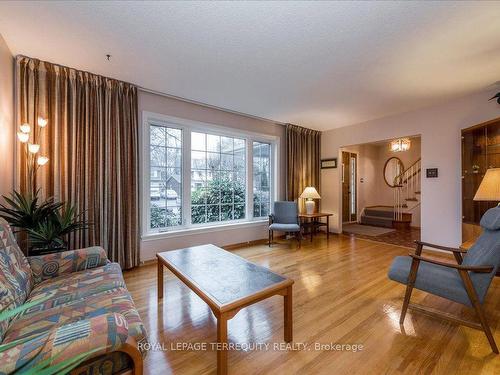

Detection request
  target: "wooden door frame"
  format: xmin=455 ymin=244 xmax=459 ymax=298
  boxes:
xmin=341 ymin=150 xmax=359 ymax=224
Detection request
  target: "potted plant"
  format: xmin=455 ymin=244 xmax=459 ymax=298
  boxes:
xmin=0 ymin=190 xmax=88 ymax=255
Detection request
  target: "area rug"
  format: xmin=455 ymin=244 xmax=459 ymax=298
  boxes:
xmin=343 ymin=223 xmax=396 ymax=236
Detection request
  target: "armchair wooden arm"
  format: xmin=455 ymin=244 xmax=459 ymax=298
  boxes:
xmin=268 ymin=214 xmax=274 ymax=225
xmin=413 ymin=240 xmax=467 ymax=264
xmin=409 ymin=254 xmax=494 ymax=273
xmin=414 ymin=240 xmax=467 ymax=254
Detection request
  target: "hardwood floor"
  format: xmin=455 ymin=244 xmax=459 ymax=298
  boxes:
xmin=123 ymin=234 xmax=500 ymax=374
xmin=343 ymin=226 xmax=421 ymax=248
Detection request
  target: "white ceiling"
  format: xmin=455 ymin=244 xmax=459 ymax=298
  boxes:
xmin=0 ymin=1 xmax=499 ymax=131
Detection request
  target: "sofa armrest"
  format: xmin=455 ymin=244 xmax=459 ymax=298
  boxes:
xmin=0 ymin=313 xmax=136 ymax=375
xmin=28 ymin=246 xmax=109 ymax=284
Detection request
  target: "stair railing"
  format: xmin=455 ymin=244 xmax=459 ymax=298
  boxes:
xmin=393 ymin=158 xmax=421 ymax=221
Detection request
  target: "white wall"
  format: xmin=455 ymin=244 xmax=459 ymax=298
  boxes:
xmin=321 ymin=89 xmax=500 ymax=247
xmin=138 ymin=90 xmax=286 ymax=261
xmin=0 ymin=34 xmax=14 ymax=200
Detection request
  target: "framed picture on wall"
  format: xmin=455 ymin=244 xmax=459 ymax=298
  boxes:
xmin=321 ymin=158 xmax=337 ymax=169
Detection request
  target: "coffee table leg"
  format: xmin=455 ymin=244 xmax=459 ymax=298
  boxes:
xmin=157 ymin=261 xmax=164 ymax=300
xmin=327 ymin=216 xmax=330 ymax=240
xmin=217 ymin=314 xmax=228 ymax=375
xmin=284 ymin=285 xmax=293 ymax=342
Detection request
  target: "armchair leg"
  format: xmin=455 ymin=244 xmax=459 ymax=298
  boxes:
xmin=296 ymin=231 xmax=301 ymax=248
xmin=400 ymin=258 xmax=420 ymax=325
xmin=459 ymin=270 xmax=499 ymax=354
xmin=269 ymin=230 xmax=272 ymax=247
xmin=470 ymin=301 xmax=498 ymax=354
xmin=400 ymin=284 xmax=414 ymax=325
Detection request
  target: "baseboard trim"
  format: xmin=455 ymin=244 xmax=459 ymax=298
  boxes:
xmin=139 ymin=237 xmax=275 ymax=266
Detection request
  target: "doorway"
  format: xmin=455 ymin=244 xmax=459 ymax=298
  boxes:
xmin=342 ymin=151 xmax=357 ymax=223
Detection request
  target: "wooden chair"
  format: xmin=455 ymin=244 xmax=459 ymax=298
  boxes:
xmin=388 ymin=206 xmax=500 ymax=353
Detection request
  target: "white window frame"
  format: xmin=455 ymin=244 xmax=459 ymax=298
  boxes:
xmin=252 ymin=140 xmax=274 ymax=219
xmin=141 ymin=111 xmax=279 ymax=239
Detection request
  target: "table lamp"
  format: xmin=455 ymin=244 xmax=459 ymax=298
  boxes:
xmin=300 ymin=187 xmax=321 ymax=214
xmin=474 ymin=168 xmax=500 ymax=206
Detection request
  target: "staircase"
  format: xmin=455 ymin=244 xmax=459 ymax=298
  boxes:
xmin=393 ymin=158 xmax=421 ymax=228
xmin=359 ymin=158 xmax=421 ymax=229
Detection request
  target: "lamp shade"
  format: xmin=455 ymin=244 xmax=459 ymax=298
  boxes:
xmin=300 ymin=186 xmax=321 ymax=199
xmin=473 ymin=168 xmax=500 ymax=201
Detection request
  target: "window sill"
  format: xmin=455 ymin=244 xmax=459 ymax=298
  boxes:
xmin=141 ymin=219 xmax=268 ymax=242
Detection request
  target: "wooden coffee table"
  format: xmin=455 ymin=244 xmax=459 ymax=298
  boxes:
xmin=157 ymin=244 xmax=294 ymax=375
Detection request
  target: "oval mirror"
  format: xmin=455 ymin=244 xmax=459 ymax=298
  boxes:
xmin=383 ymin=157 xmax=404 ymax=187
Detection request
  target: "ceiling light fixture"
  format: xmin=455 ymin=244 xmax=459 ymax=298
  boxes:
xmin=390 ymin=138 xmax=411 ymax=152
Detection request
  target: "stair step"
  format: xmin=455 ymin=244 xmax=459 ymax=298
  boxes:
xmin=363 ymin=208 xmax=394 ymax=219
xmin=415 ymin=191 xmax=421 ymax=194
xmin=405 ymin=198 xmax=418 ymax=202
xmin=360 ymin=215 xmax=393 ymax=228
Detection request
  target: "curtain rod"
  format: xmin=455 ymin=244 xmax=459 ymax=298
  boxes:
xmin=138 ymin=86 xmax=287 ymax=127
xmin=17 ymin=54 xmax=287 ymax=127
xmin=16 ymin=54 xmax=135 ymax=86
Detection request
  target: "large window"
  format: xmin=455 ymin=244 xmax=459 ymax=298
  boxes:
xmin=191 ymin=132 xmax=246 ymax=224
xmin=145 ymin=114 xmax=277 ymax=235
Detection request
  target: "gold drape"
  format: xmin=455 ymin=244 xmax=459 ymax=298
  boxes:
xmin=286 ymin=124 xmax=321 ymax=212
xmin=16 ymin=56 xmax=140 ymax=269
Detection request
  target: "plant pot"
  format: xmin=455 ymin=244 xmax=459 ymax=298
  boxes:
xmin=30 ymin=245 xmax=68 ymax=256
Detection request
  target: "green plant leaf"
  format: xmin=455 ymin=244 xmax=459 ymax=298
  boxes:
xmin=0 ymin=292 xmax=54 ymax=323
xmin=0 ymin=332 xmax=46 ymax=353
xmin=1 ymin=190 xmax=89 ymax=252
xmin=22 ymin=347 xmax=104 ymax=375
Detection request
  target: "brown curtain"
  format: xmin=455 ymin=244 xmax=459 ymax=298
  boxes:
xmin=16 ymin=56 xmax=139 ymax=269
xmin=286 ymin=124 xmax=321 ymax=212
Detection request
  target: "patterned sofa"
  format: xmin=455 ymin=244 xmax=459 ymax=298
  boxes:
xmin=0 ymin=218 xmax=148 ymax=374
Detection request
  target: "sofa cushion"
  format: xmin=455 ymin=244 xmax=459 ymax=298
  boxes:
xmin=3 ymin=282 xmax=148 ymax=375
xmin=0 ymin=218 xmax=33 ymax=341
xmin=0 ymin=268 xmax=17 ymax=342
xmin=0 ymin=219 xmax=32 ymax=295
xmin=28 ymin=246 xmax=110 ymax=285
xmin=4 ymin=285 xmax=148 ymax=349
xmin=16 ymin=262 xmax=126 ymax=318
xmin=0 ymin=313 xmax=131 ymax=375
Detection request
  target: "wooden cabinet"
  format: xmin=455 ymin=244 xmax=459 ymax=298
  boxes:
xmin=462 ymin=118 xmax=500 ymax=242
